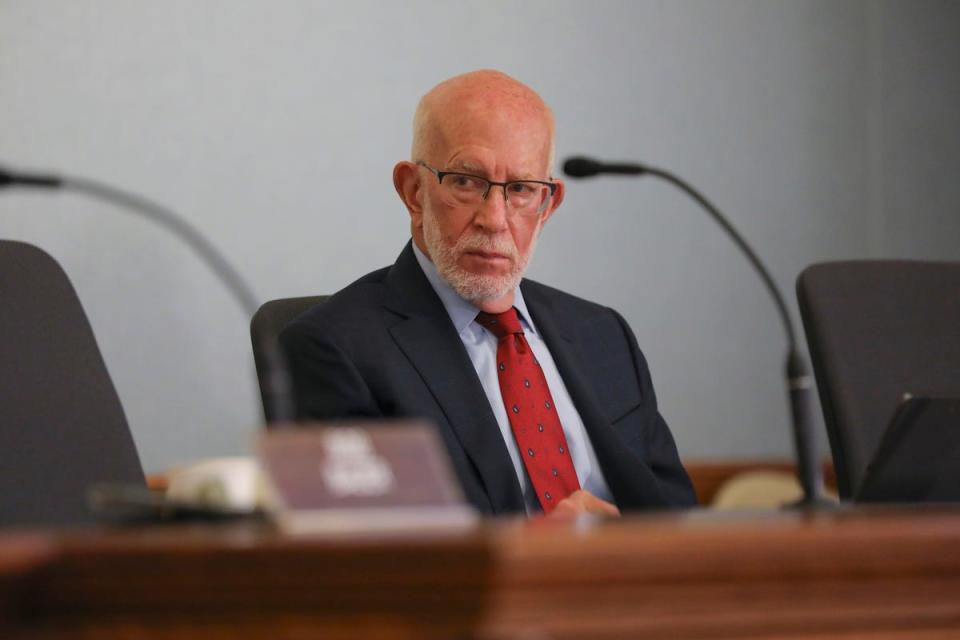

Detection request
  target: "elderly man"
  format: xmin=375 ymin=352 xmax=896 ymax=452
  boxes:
xmin=281 ymin=70 xmax=695 ymax=516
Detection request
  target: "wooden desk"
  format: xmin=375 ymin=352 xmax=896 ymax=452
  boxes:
xmin=486 ymin=507 xmax=960 ymax=639
xmin=2 ymin=508 xmax=960 ymax=639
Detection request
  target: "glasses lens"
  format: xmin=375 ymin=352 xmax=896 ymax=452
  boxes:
xmin=439 ymin=173 xmax=488 ymax=206
xmin=506 ymin=182 xmax=552 ymax=215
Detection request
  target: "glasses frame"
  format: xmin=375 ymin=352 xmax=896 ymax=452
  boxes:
xmin=416 ymin=161 xmax=557 ymax=215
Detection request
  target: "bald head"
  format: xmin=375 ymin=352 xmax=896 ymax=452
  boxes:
xmin=411 ymin=70 xmax=556 ymax=174
xmin=393 ymin=70 xmax=567 ymax=312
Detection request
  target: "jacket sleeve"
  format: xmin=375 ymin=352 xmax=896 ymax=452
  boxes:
xmin=278 ymin=319 xmax=383 ymax=421
xmin=611 ymin=308 xmax=698 ymax=507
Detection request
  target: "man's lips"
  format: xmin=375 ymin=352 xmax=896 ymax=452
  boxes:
xmin=465 ymin=250 xmax=511 ymax=261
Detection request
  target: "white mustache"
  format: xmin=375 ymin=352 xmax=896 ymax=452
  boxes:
xmin=456 ymin=232 xmax=518 ymax=259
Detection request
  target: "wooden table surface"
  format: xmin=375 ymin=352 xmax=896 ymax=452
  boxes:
xmin=2 ymin=506 xmax=960 ymax=639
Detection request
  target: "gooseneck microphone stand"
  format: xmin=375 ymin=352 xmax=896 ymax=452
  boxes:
xmin=563 ymin=156 xmax=829 ymax=508
xmin=0 ymin=164 xmax=294 ymax=424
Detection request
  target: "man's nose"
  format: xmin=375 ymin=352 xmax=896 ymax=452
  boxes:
xmin=473 ymin=185 xmax=510 ymax=231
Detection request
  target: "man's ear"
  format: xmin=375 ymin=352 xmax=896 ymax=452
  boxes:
xmin=393 ymin=161 xmax=423 ymax=225
xmin=539 ymin=178 xmax=565 ymax=226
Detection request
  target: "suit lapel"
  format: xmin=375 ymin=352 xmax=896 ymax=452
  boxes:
xmin=523 ymin=286 xmax=667 ymax=509
xmin=382 ymin=244 xmax=525 ymax=514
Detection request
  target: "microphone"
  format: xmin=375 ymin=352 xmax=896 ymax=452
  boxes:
xmin=0 ymin=166 xmax=61 ymax=188
xmin=563 ymin=155 xmax=829 ymax=509
xmin=563 ymin=157 xmax=647 ymax=178
xmin=0 ymin=163 xmax=294 ymax=424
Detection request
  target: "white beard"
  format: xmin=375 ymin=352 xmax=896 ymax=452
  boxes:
xmin=422 ymin=208 xmax=538 ymax=304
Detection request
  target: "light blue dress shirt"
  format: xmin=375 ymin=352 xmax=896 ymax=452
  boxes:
xmin=412 ymin=242 xmax=614 ymax=514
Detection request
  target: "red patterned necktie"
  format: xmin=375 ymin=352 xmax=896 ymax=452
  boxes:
xmin=476 ymin=308 xmax=581 ymax=513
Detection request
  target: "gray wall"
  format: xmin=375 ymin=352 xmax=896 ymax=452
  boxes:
xmin=1 ymin=1 xmax=957 ymax=472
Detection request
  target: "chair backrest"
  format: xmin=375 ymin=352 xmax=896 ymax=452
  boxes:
xmin=797 ymin=260 xmax=960 ymax=498
xmin=250 ymin=295 xmax=329 ymax=417
xmin=0 ymin=240 xmax=144 ymax=526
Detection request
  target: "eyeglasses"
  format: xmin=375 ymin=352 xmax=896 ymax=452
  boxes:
xmin=417 ymin=161 xmax=557 ymax=216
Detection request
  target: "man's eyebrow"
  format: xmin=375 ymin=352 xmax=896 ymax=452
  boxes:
xmin=449 ymin=161 xmax=538 ymax=181
xmin=449 ymin=160 xmax=486 ymax=175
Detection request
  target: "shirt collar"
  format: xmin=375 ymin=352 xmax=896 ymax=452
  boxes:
xmin=412 ymin=240 xmax=538 ymax=337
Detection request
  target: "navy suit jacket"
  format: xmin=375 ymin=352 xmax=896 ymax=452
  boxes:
xmin=280 ymin=242 xmax=696 ymax=514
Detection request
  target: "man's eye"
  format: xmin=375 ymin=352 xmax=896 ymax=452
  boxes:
xmin=449 ymin=175 xmax=485 ymax=190
xmin=508 ymin=182 xmax=536 ymax=195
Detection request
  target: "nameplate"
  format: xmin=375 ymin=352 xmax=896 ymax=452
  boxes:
xmin=257 ymin=421 xmax=476 ymax=534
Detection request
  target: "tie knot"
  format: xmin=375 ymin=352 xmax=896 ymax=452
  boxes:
xmin=476 ymin=308 xmax=523 ymax=339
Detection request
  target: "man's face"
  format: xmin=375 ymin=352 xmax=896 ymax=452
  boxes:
xmin=411 ymin=109 xmax=561 ymax=309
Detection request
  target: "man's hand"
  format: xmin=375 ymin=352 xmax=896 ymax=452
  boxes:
xmin=548 ymin=490 xmax=621 ymax=518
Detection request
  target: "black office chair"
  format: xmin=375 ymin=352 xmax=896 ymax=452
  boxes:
xmin=797 ymin=260 xmax=960 ymax=499
xmin=0 ymin=240 xmax=144 ymax=526
xmin=250 ymin=295 xmax=328 ymax=418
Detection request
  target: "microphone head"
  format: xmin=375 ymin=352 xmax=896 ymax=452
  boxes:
xmin=563 ymin=156 xmax=648 ymax=178
xmin=0 ymin=165 xmax=62 ymax=189
xmin=562 ymin=157 xmax=602 ymax=178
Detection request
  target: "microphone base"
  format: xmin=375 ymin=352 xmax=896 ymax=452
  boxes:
xmin=781 ymin=495 xmax=841 ymax=511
